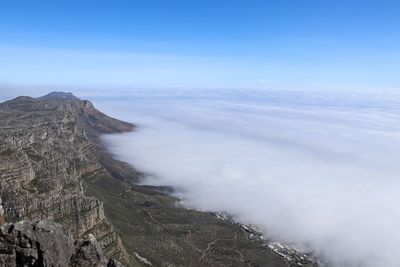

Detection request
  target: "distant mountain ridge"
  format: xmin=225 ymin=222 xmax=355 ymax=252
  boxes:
xmin=37 ymin=91 xmax=80 ymax=100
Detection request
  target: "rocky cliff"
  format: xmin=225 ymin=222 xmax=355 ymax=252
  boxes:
xmin=0 ymin=93 xmax=132 ymax=265
xmin=0 ymin=220 xmax=123 ymax=267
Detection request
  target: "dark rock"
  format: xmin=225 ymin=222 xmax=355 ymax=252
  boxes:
xmin=0 ymin=220 xmax=74 ymax=267
xmin=0 ymin=220 xmax=121 ymax=267
xmin=70 ymin=234 xmax=107 ymax=267
xmin=107 ymin=259 xmax=124 ymax=267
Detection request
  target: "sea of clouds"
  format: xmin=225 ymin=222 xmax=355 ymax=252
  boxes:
xmin=94 ymin=89 xmax=400 ymax=267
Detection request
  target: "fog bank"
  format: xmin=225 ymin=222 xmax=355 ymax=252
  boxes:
xmin=97 ymin=89 xmax=400 ymax=267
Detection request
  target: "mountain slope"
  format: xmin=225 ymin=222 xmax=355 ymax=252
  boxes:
xmin=0 ymin=94 xmax=134 ymax=265
xmin=0 ymin=92 xmax=317 ymax=267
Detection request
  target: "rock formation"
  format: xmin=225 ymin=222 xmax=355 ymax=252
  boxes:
xmin=0 ymin=93 xmax=132 ymax=265
xmin=0 ymin=220 xmax=121 ymax=267
xmin=0 ymin=220 xmax=74 ymax=266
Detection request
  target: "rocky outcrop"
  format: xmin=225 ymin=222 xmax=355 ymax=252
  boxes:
xmin=0 ymin=220 xmax=119 ymax=267
xmin=70 ymin=233 xmax=107 ymax=267
xmin=0 ymin=220 xmax=73 ymax=266
xmin=0 ymin=94 xmax=133 ymax=264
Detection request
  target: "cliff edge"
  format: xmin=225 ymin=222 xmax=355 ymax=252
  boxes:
xmin=0 ymin=92 xmax=317 ymax=267
xmin=0 ymin=93 xmax=133 ymax=265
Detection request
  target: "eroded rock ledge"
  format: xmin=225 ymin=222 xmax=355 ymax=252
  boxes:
xmin=0 ymin=92 xmax=134 ymax=264
xmin=0 ymin=220 xmax=123 ymax=267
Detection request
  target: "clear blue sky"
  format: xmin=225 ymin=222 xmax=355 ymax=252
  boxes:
xmin=0 ymin=0 xmax=399 ymax=91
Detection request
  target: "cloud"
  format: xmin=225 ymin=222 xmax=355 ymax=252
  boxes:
xmin=99 ymin=89 xmax=400 ymax=267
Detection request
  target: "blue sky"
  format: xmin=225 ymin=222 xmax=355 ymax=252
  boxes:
xmin=0 ymin=0 xmax=399 ymax=91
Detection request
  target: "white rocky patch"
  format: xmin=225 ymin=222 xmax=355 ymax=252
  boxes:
xmin=133 ymin=252 xmax=152 ymax=266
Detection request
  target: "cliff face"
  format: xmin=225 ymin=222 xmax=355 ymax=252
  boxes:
xmin=0 ymin=94 xmax=133 ymax=264
xmin=0 ymin=220 xmax=123 ymax=267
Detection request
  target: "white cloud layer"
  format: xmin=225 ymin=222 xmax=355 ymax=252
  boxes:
xmin=97 ymin=89 xmax=400 ymax=267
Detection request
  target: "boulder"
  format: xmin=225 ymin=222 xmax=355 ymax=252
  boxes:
xmin=70 ymin=234 xmax=107 ymax=267
xmin=0 ymin=220 xmax=74 ymax=266
xmin=0 ymin=220 xmax=122 ymax=267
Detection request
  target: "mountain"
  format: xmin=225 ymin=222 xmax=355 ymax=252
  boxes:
xmin=0 ymin=92 xmax=317 ymax=266
xmin=37 ymin=91 xmax=80 ymax=100
xmin=0 ymin=93 xmax=132 ymax=265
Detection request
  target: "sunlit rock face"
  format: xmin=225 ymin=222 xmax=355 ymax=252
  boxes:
xmin=0 ymin=93 xmax=133 ymax=263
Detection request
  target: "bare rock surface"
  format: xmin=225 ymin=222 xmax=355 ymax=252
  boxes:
xmin=0 ymin=93 xmax=133 ymax=264
xmin=0 ymin=220 xmax=74 ymax=266
xmin=70 ymin=233 xmax=108 ymax=267
xmin=0 ymin=220 xmax=120 ymax=267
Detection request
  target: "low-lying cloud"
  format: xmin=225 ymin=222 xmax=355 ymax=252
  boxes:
xmin=97 ymin=89 xmax=400 ymax=267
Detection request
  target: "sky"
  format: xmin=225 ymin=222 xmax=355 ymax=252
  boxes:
xmin=0 ymin=0 xmax=399 ymax=91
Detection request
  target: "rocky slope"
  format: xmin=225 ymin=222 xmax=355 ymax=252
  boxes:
xmin=0 ymin=93 xmax=132 ymax=265
xmin=0 ymin=220 xmax=123 ymax=267
xmin=0 ymin=92 xmax=317 ymax=267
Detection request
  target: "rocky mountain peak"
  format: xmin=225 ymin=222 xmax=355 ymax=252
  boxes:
xmin=2 ymin=96 xmax=35 ymax=105
xmin=37 ymin=91 xmax=80 ymax=100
